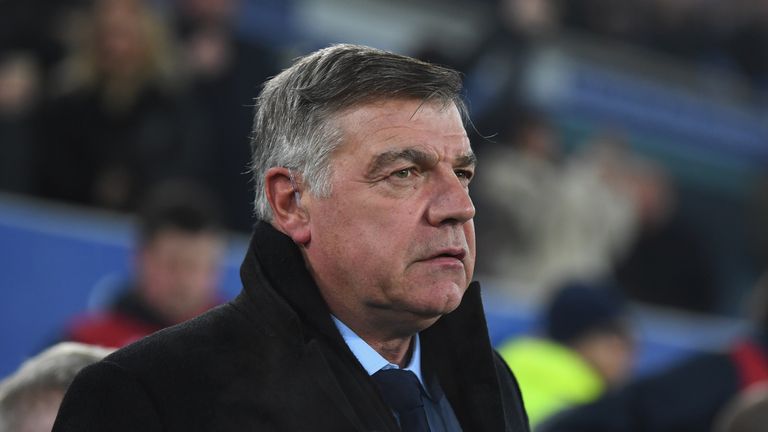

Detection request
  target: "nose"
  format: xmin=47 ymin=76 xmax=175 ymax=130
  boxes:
xmin=425 ymin=168 xmax=475 ymax=226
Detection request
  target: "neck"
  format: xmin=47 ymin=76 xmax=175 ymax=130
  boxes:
xmin=369 ymin=335 xmax=414 ymax=368
xmin=301 ymin=248 xmax=429 ymax=367
xmin=333 ymin=309 xmax=416 ymax=367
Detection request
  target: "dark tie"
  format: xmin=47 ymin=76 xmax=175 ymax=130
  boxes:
xmin=372 ymin=369 xmax=430 ymax=432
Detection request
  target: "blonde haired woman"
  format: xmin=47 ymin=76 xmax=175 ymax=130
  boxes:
xmin=40 ymin=0 xmax=209 ymax=211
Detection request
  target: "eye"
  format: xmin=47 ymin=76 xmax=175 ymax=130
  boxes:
xmin=386 ymin=167 xmax=421 ymax=187
xmin=391 ymin=168 xmax=415 ymax=179
xmin=455 ymin=169 xmax=474 ymax=183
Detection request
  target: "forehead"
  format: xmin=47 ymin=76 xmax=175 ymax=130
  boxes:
xmin=144 ymin=229 xmax=222 ymax=252
xmin=333 ymin=98 xmax=471 ymax=160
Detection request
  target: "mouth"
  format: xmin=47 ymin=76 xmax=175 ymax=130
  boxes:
xmin=423 ymin=248 xmax=466 ymax=263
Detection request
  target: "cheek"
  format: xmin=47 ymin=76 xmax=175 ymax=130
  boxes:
xmin=335 ymin=217 xmax=413 ymax=280
xmin=317 ymin=194 xmax=400 ymax=243
xmin=464 ymin=220 xmax=476 ymax=249
xmin=464 ymin=222 xmax=477 ymax=273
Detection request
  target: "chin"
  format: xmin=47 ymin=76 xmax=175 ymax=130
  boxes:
xmin=415 ymin=281 xmax=466 ymax=316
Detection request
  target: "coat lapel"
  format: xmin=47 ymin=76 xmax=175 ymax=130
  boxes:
xmin=422 ymin=283 xmax=509 ymax=431
xmin=241 ymin=222 xmax=399 ymax=431
xmin=240 ymin=222 xmax=524 ymax=431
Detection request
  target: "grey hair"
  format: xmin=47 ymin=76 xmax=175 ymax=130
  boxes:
xmin=249 ymin=43 xmax=466 ymax=221
xmin=0 ymin=343 xmax=112 ymax=432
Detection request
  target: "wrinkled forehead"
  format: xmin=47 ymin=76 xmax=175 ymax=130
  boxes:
xmin=333 ymin=96 xmax=466 ymax=124
xmin=331 ymin=98 xmax=470 ymax=155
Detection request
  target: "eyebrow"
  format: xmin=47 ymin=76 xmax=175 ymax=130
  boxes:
xmin=365 ymin=148 xmax=477 ymax=178
xmin=456 ymin=152 xmax=477 ymax=168
xmin=367 ymin=149 xmax=435 ymax=177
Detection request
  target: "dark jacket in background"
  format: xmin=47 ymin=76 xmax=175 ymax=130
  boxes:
xmin=38 ymin=85 xmax=209 ymax=210
xmin=53 ymin=221 xmax=530 ymax=431
xmin=539 ymin=348 xmax=746 ymax=432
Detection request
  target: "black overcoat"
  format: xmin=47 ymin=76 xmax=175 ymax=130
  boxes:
xmin=53 ymin=222 xmax=530 ymax=431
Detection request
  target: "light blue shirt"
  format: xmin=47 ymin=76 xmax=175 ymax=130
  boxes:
xmin=330 ymin=315 xmax=462 ymax=431
xmin=330 ymin=315 xmax=427 ymax=392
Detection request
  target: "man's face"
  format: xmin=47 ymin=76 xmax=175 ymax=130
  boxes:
xmin=138 ymin=229 xmax=223 ymax=323
xmin=302 ymin=99 xmax=476 ymax=335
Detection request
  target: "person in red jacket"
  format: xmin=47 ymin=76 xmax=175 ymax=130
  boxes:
xmin=65 ymin=180 xmax=225 ymax=348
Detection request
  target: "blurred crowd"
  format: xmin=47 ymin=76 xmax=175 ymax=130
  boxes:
xmin=2 ymin=0 xmax=765 ymax=313
xmin=0 ymin=0 xmax=280 ymax=231
xmin=565 ymin=0 xmax=768 ymax=92
xmin=425 ymin=0 xmax=768 ymax=97
xmin=1 ymin=0 xmax=768 ymax=431
xmin=471 ymin=109 xmax=722 ymax=313
xmin=2 ymin=0 xmax=767 ymax=224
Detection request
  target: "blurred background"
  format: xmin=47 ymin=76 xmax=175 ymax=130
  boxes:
xmin=1 ymin=0 xmax=767 ymax=395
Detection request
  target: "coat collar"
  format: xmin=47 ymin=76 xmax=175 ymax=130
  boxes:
xmin=238 ymin=221 xmax=397 ymax=430
xmin=238 ymin=220 xmax=513 ymax=431
xmin=239 ymin=220 xmax=344 ymax=347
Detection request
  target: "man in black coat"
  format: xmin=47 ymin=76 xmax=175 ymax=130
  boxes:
xmin=52 ymin=43 xmax=530 ymax=431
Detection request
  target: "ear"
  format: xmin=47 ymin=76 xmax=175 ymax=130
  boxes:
xmin=265 ymin=167 xmax=311 ymax=244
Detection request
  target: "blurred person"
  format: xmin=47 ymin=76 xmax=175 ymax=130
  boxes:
xmin=611 ymin=155 xmax=717 ymax=313
xmin=473 ymin=116 xmax=637 ymax=304
xmin=473 ymin=111 xmax=564 ymax=295
xmin=539 ymin=273 xmax=768 ymax=432
xmin=0 ymin=0 xmax=84 ymax=79
xmin=500 ymin=0 xmax=561 ymax=40
xmin=53 ymin=44 xmax=530 ymax=431
xmin=173 ymin=0 xmax=281 ymax=231
xmin=0 ymin=54 xmax=40 ymax=120
xmin=498 ymin=282 xmax=634 ymax=428
xmin=713 ymin=384 xmax=768 ymax=432
xmin=560 ymin=0 xmax=647 ymax=43
xmin=0 ymin=342 xmax=111 ymax=432
xmin=718 ymin=0 xmax=768 ymax=94
xmin=459 ymin=0 xmax=561 ymax=138
xmin=38 ymin=0 xmax=210 ymax=211
xmin=0 ymin=53 xmax=43 ymax=195
xmin=643 ymin=0 xmax=709 ymax=60
xmin=64 ymin=180 xmax=225 ymax=348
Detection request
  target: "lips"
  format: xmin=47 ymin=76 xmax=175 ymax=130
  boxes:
xmin=423 ymin=247 xmax=466 ymax=262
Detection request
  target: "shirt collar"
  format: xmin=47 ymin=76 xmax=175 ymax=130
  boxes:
xmin=331 ymin=315 xmax=426 ymax=391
